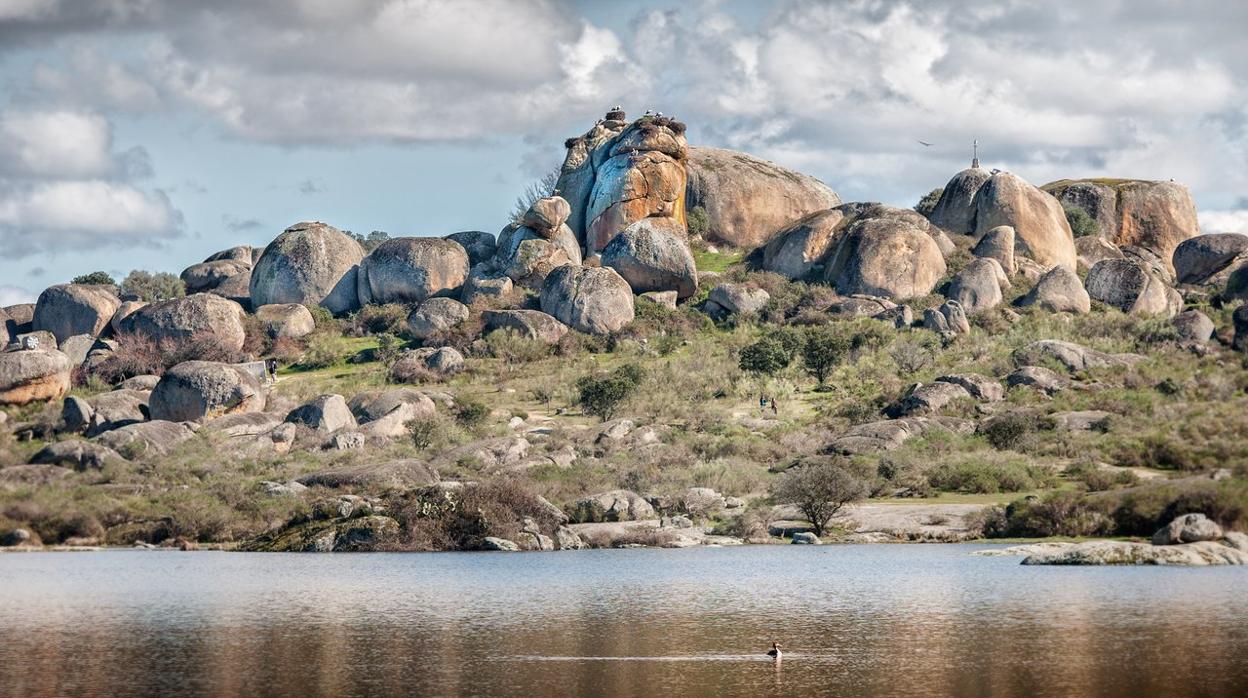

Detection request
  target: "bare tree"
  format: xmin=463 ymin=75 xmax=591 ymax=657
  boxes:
xmin=769 ymin=457 xmax=867 ymax=536
xmin=510 ymin=169 xmax=561 ymax=223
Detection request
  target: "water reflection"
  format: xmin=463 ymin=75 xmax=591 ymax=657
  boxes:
xmin=0 ymin=546 xmax=1245 ymax=697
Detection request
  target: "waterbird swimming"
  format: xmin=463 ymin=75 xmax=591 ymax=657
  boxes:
xmin=767 ymin=642 xmax=782 ymax=659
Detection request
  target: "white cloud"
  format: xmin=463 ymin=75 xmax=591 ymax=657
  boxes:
xmin=1199 ymin=210 xmax=1248 ymax=235
xmin=0 ymin=110 xmax=114 ymax=178
xmin=0 ymin=284 xmax=35 ymax=306
xmin=0 ymin=180 xmax=181 ymax=255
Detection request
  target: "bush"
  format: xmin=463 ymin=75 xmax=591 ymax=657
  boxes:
xmin=391 ymin=479 xmax=561 ymax=551
xmin=914 ymin=188 xmax=943 ymax=217
xmin=91 ymin=332 xmax=243 ymax=382
xmin=738 ymin=336 xmax=791 ymax=375
xmin=687 ymin=205 xmax=711 ymax=239
xmin=801 ymin=325 xmax=850 ymax=386
xmin=120 ymin=270 xmax=184 ymax=302
xmin=1003 ymin=491 xmax=1115 ymax=537
xmin=889 ymin=336 xmax=936 ymax=374
xmin=1063 ymin=204 xmax=1099 ymax=238
xmin=350 ymin=230 xmax=391 ymax=252
xmin=769 ymin=457 xmax=867 ymax=536
xmin=72 ymin=271 xmax=116 ymax=286
xmin=297 ymin=333 xmax=348 ymax=370
xmin=983 ymin=413 xmax=1033 ymax=451
xmin=485 ymin=329 xmax=551 ymax=364
xmin=375 ymin=333 xmax=403 ymax=365
xmin=927 ymin=460 xmax=1051 ymax=494
xmin=454 ymin=396 xmax=490 ymax=428
xmin=577 ymin=364 xmax=646 ymax=420
xmin=348 ymin=303 xmax=408 ymax=336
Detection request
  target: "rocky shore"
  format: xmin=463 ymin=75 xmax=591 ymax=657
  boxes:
xmin=2 ymin=108 xmax=1246 ymax=558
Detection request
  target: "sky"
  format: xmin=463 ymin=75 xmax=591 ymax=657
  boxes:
xmin=1 ymin=0 xmax=1246 ymax=305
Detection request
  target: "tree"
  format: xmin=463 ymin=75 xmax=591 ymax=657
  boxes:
xmin=914 ymin=187 xmax=943 ymax=217
xmin=510 ymin=169 xmax=560 ymax=223
xmin=1063 ymin=204 xmax=1099 ymax=238
xmin=769 ymin=458 xmax=866 ymax=536
xmin=687 ymin=205 xmax=711 ymax=239
xmin=577 ymin=364 xmax=646 ymax=420
xmin=801 ymin=325 xmax=850 ymax=386
xmin=351 ymin=230 xmax=391 ymax=252
xmin=738 ymin=336 xmax=791 ymax=375
xmin=121 ymin=270 xmax=185 ymax=302
xmin=72 ymin=271 xmax=116 ymax=286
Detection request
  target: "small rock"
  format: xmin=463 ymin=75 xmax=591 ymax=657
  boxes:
xmin=481 ymin=537 xmax=520 ymax=552
xmin=791 ymin=532 xmax=821 ymax=545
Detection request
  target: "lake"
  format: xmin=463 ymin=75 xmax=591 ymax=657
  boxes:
xmin=0 ymin=544 xmax=1245 ymax=697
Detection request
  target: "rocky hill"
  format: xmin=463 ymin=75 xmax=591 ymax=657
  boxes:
xmin=1 ymin=109 xmax=1245 ymax=557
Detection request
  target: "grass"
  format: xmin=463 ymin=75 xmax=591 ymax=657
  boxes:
xmin=693 ymin=248 xmax=746 ymax=273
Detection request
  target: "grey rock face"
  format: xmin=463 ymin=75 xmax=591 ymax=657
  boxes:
xmin=444 ymin=231 xmax=497 ymax=267
xmin=286 ymin=394 xmax=357 ymax=434
xmin=297 ymin=460 xmax=439 ymax=489
xmin=1172 ymin=233 xmax=1248 ymax=285
xmin=1151 ymin=513 xmax=1224 ymax=545
xmin=973 ymin=172 xmax=1076 ymax=271
xmin=1172 ymin=310 xmax=1214 ymax=343
xmin=1012 ymin=339 xmax=1141 ymax=373
xmin=934 ymin=373 xmax=1005 ymax=402
xmin=95 ymin=420 xmax=195 ymax=457
xmin=886 ymin=381 xmax=972 ymax=418
xmin=708 ymin=283 xmax=770 ymax=316
xmin=826 ymin=416 xmax=974 ymax=455
xmin=122 ymin=293 xmax=248 ymax=353
xmin=406 ymin=298 xmax=470 ymax=341
xmin=923 ymin=300 xmax=970 ymax=336
xmin=972 ymin=225 xmax=1016 ymax=274
xmin=0 ymin=348 xmax=71 ymax=406
xmin=32 ymin=284 xmax=120 ymax=343
xmin=1075 ymin=235 xmax=1124 ymax=271
xmin=947 ymin=258 xmax=1006 ymax=315
xmin=1006 ymin=366 xmax=1066 ymax=394
xmin=928 ymin=166 xmax=992 ymax=234
xmin=181 ymin=259 xmax=250 ymax=294
xmin=540 ymin=265 xmax=635 ymax=335
xmin=250 ymin=221 xmax=365 ymax=315
xmin=357 ymin=237 xmax=470 ymax=305
xmin=255 ymin=304 xmax=316 ymax=340
xmin=1085 ymin=258 xmax=1174 ymax=316
xmin=522 ymin=196 xmax=572 ymax=235
xmin=1018 ymin=266 xmax=1091 ymax=314
xmin=601 ymin=217 xmax=698 ymax=298
xmin=684 ymin=146 xmax=839 ymax=249
xmin=31 ymin=440 xmax=127 ymax=470
xmin=481 ymin=309 xmax=569 ymax=345
xmin=568 ymin=489 xmax=656 ymax=523
xmin=460 ymin=265 xmax=514 ymax=305
xmin=791 ymin=532 xmax=821 ymax=545
xmin=826 ymin=216 xmax=946 ymax=300
xmin=495 ymin=223 xmax=582 ymax=289
xmin=1234 ymin=305 xmax=1248 ymax=352
xmin=761 ymin=209 xmax=848 ymax=280
xmin=148 ymin=361 xmax=266 ymax=422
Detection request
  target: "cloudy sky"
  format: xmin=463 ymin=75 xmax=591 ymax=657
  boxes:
xmin=1 ymin=0 xmax=1246 ymax=305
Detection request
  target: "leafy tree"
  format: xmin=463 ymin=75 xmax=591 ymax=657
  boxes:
xmin=72 ymin=271 xmax=116 ymax=286
xmin=350 ymin=230 xmax=391 ymax=252
xmin=577 ymin=364 xmax=646 ymax=420
xmin=738 ymin=336 xmax=791 ymax=375
xmin=120 ymin=270 xmax=184 ymax=301
xmin=769 ymin=458 xmax=867 ymax=536
xmin=914 ymin=187 xmax=943 ymax=217
xmin=801 ymin=325 xmax=851 ymax=386
xmin=510 ymin=169 xmax=561 ymax=223
xmin=770 ymin=327 xmax=805 ymax=363
xmin=1063 ymin=204 xmax=1099 ymax=238
xmin=687 ymin=205 xmax=711 ymax=239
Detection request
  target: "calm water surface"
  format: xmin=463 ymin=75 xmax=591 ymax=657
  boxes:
xmin=0 ymin=544 xmax=1245 ymax=697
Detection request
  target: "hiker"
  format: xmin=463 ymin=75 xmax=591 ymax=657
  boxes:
xmin=771 ymin=396 xmax=778 ymax=415
xmin=265 ymin=358 xmax=278 ymax=384
xmin=759 ymin=394 xmax=767 ymax=409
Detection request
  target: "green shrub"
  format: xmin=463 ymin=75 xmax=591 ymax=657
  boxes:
xmin=1063 ymin=204 xmax=1099 ymax=238
xmin=297 ymin=333 xmax=347 ymax=369
xmin=983 ymin=413 xmax=1033 ymax=451
xmin=454 ymin=396 xmax=491 ymax=428
xmin=914 ymin=187 xmax=943 ymax=217
xmin=801 ymin=325 xmax=850 ymax=386
xmin=349 ymin=303 xmax=408 ymax=336
xmin=72 ymin=271 xmax=116 ymax=286
xmin=121 ymin=270 xmax=184 ymax=302
xmin=687 ymin=205 xmax=711 ymax=239
xmin=927 ymin=460 xmax=1051 ymax=494
xmin=577 ymin=364 xmax=646 ymax=420
xmin=1003 ymin=490 xmax=1115 ymax=537
xmin=375 ymin=333 xmax=403 ymax=365
xmin=768 ymin=456 xmax=867 ymax=536
xmin=738 ymin=336 xmax=791 ymax=375
xmin=485 ymin=329 xmax=551 ymax=364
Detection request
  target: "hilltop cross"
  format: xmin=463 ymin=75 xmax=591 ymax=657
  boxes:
xmin=972 ymin=139 xmax=979 ymax=169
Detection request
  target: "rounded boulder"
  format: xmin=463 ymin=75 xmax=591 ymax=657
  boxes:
xmin=540 ymin=265 xmax=635 ymax=336
xmin=601 ymin=217 xmax=698 ymax=298
xmin=254 ymin=303 xmax=316 ymax=340
xmin=406 ymin=298 xmax=470 ymax=341
xmin=0 ymin=348 xmax=71 ymax=406
xmin=32 ymin=284 xmax=121 ymax=343
xmin=148 ymin=360 xmax=267 ymax=422
xmin=357 ymin=237 xmax=469 ymax=306
xmin=250 ymin=221 xmax=364 ymax=315
xmin=973 ymin=172 xmax=1077 ymax=271
xmin=826 ymin=217 xmax=946 ymax=300
xmin=121 ymin=294 xmax=248 ymax=353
